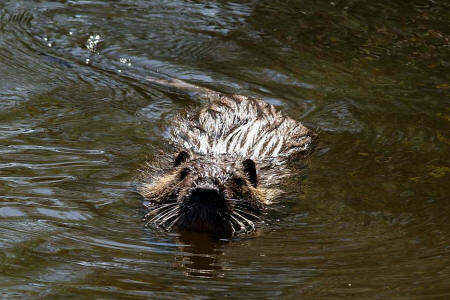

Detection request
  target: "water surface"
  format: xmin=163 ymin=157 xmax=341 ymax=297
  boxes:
xmin=0 ymin=0 xmax=449 ymax=298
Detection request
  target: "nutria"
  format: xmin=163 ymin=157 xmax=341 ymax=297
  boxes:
xmin=137 ymin=77 xmax=316 ymax=235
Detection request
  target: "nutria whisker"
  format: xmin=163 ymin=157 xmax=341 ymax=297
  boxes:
xmin=145 ymin=202 xmax=178 ymax=218
xmin=156 ymin=206 xmax=180 ymax=223
xmin=228 ymin=220 xmax=236 ymax=235
xmin=231 ymin=202 xmax=260 ymax=213
xmin=228 ymin=198 xmax=245 ymax=203
xmin=166 ymin=215 xmax=182 ymax=231
xmin=230 ymin=201 xmax=256 ymax=208
xmin=229 ymin=213 xmax=248 ymax=233
xmin=145 ymin=204 xmax=177 ymax=222
xmin=147 ymin=206 xmax=180 ymax=226
xmin=232 ymin=211 xmax=255 ymax=231
xmin=157 ymin=209 xmax=180 ymax=227
xmin=232 ymin=207 xmax=261 ymax=221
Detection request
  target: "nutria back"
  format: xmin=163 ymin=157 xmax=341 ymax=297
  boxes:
xmin=171 ymin=94 xmax=313 ymax=160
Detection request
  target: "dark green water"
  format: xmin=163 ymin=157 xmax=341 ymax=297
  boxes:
xmin=1 ymin=0 xmax=449 ymax=298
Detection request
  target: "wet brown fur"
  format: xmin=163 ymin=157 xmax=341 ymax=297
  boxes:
xmin=138 ymin=85 xmax=315 ymax=235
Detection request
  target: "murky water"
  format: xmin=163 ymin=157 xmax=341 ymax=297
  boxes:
xmin=1 ymin=0 xmax=449 ymax=298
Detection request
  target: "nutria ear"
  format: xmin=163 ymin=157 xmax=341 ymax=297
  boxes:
xmin=243 ymin=159 xmax=257 ymax=187
xmin=174 ymin=151 xmax=190 ymax=166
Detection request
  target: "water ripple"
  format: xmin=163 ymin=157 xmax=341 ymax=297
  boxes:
xmin=0 ymin=0 xmax=449 ymax=298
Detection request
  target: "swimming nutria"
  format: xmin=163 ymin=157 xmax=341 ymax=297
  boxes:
xmin=138 ymin=77 xmax=316 ymax=235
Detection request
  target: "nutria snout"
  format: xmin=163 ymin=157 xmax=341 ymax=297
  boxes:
xmin=140 ymin=152 xmax=266 ymax=235
xmin=138 ymin=91 xmax=316 ymax=235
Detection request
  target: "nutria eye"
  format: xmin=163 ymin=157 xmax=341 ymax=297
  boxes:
xmin=179 ymin=167 xmax=190 ymax=180
xmin=243 ymin=159 xmax=257 ymax=187
xmin=174 ymin=150 xmax=190 ymax=166
xmin=233 ymin=176 xmax=245 ymax=186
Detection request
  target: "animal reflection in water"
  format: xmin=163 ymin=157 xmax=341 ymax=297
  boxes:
xmin=175 ymin=232 xmax=225 ymax=278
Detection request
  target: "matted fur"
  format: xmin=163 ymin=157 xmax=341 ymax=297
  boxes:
xmin=138 ymin=85 xmax=316 ymax=235
xmin=171 ymin=94 xmax=312 ymax=160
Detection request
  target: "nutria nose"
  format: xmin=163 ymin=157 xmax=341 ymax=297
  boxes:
xmin=190 ymin=187 xmax=223 ymax=204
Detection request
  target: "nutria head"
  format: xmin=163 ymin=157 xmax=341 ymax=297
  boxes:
xmin=139 ymin=150 xmax=269 ymax=235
